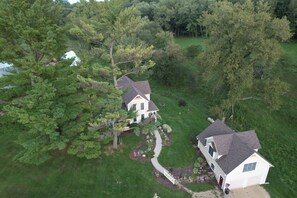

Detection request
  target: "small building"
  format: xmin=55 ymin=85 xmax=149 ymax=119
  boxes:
xmin=197 ymin=120 xmax=273 ymax=190
xmin=117 ymin=76 xmax=159 ymax=123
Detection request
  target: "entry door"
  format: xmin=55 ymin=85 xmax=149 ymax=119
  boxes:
xmin=219 ymin=176 xmax=223 ymax=188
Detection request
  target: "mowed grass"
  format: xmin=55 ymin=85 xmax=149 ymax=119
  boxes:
xmin=150 ymin=81 xmax=209 ymax=167
xmin=0 ymin=132 xmax=189 ymax=198
xmin=175 ymin=37 xmax=207 ymax=49
xmin=174 ymin=37 xmax=297 ymax=198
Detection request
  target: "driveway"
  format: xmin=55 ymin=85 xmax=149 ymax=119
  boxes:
xmin=225 ymin=185 xmax=270 ymax=198
xmin=192 ymin=185 xmax=270 ymax=198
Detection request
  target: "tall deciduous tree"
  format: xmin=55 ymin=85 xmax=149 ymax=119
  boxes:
xmin=199 ymin=0 xmax=291 ymax=119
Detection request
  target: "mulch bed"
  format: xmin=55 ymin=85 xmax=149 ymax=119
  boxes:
xmin=129 ymin=134 xmax=155 ymax=163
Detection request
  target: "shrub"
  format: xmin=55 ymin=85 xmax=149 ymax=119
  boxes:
xmin=194 ymin=162 xmax=200 ymax=168
xmin=162 ymin=124 xmax=172 ymax=133
xmin=185 ymin=45 xmax=203 ymax=58
xmin=193 ymin=167 xmax=199 ymax=174
xmin=178 ymin=99 xmax=187 ymax=107
xmin=197 ymin=157 xmax=204 ymax=163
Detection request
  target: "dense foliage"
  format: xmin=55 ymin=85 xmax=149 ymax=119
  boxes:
xmin=0 ymin=0 xmax=128 ymax=164
xmin=199 ymin=0 xmax=291 ymax=118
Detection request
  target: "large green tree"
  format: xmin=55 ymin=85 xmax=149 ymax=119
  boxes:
xmin=70 ymin=0 xmax=155 ymax=149
xmin=70 ymin=0 xmax=155 ymax=87
xmin=0 ymin=0 xmax=123 ymax=164
xmin=199 ymin=0 xmax=291 ymax=119
xmin=0 ymin=0 xmax=66 ymax=64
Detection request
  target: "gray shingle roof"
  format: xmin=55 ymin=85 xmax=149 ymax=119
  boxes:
xmin=197 ymin=120 xmax=234 ymax=146
xmin=149 ymin=101 xmax=159 ymax=111
xmin=216 ymin=135 xmax=255 ymax=174
xmin=122 ymin=86 xmax=148 ymax=105
xmin=213 ymin=134 xmax=234 ymax=155
xmin=117 ymin=76 xmax=158 ymax=112
xmin=117 ymin=76 xmax=134 ymax=90
xmin=197 ymin=120 xmax=263 ymax=174
xmin=133 ymin=81 xmax=151 ymax=94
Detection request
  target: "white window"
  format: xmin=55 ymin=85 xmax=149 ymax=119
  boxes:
xmin=141 ymin=103 xmax=144 ymax=110
xmin=131 ymin=104 xmax=136 ymax=111
xmin=211 ymin=163 xmax=215 ymax=170
xmin=208 ymin=146 xmax=214 ymax=157
xmin=243 ymin=162 xmax=257 ymax=172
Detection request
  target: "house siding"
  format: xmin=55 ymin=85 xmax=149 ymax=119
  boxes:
xmin=225 ymin=153 xmax=272 ymax=190
xmin=145 ymin=94 xmax=150 ymax=100
xmin=198 ymin=140 xmax=227 ymax=189
xmin=127 ymin=96 xmax=149 ymax=123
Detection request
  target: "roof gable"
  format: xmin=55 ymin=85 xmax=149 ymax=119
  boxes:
xmin=122 ymin=86 xmax=148 ymax=105
xmin=197 ymin=120 xmax=234 ymax=146
xmin=117 ymin=76 xmax=152 ymax=105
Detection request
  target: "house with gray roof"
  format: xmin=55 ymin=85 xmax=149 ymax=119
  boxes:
xmin=197 ymin=119 xmax=273 ymax=190
xmin=117 ymin=76 xmax=159 ymax=123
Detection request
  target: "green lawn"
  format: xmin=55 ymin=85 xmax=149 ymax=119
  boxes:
xmin=0 ymin=132 xmax=190 ymax=198
xmin=175 ymin=37 xmax=207 ymax=49
xmin=185 ymin=183 xmax=214 ymax=192
xmin=151 ymin=82 xmax=208 ymax=167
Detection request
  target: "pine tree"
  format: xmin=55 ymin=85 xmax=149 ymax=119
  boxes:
xmin=0 ymin=0 xmax=120 ymax=164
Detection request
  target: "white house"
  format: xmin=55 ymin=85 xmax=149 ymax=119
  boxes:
xmin=197 ymin=120 xmax=273 ymax=191
xmin=117 ymin=76 xmax=159 ymax=123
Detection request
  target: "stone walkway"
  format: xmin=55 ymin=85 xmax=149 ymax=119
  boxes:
xmin=151 ymin=130 xmax=193 ymax=193
xmin=151 ymin=130 xmax=166 ymax=173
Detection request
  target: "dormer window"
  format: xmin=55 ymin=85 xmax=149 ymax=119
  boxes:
xmin=208 ymin=145 xmax=214 ymax=157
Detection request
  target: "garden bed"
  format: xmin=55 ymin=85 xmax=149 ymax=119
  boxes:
xmin=153 ymin=150 xmax=216 ymax=191
xmin=129 ymin=132 xmax=156 ymax=162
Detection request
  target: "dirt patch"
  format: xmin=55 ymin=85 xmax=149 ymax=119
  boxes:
xmin=226 ymin=185 xmax=270 ymax=198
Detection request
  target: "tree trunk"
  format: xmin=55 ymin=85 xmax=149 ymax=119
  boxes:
xmin=199 ymin=25 xmax=203 ymax=37
xmin=113 ymin=75 xmax=117 ymax=88
xmin=109 ymin=42 xmax=118 ymax=88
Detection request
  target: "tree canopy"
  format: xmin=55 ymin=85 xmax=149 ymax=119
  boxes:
xmin=199 ymin=0 xmax=291 ymax=119
xmin=0 ymin=0 xmax=127 ymax=164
